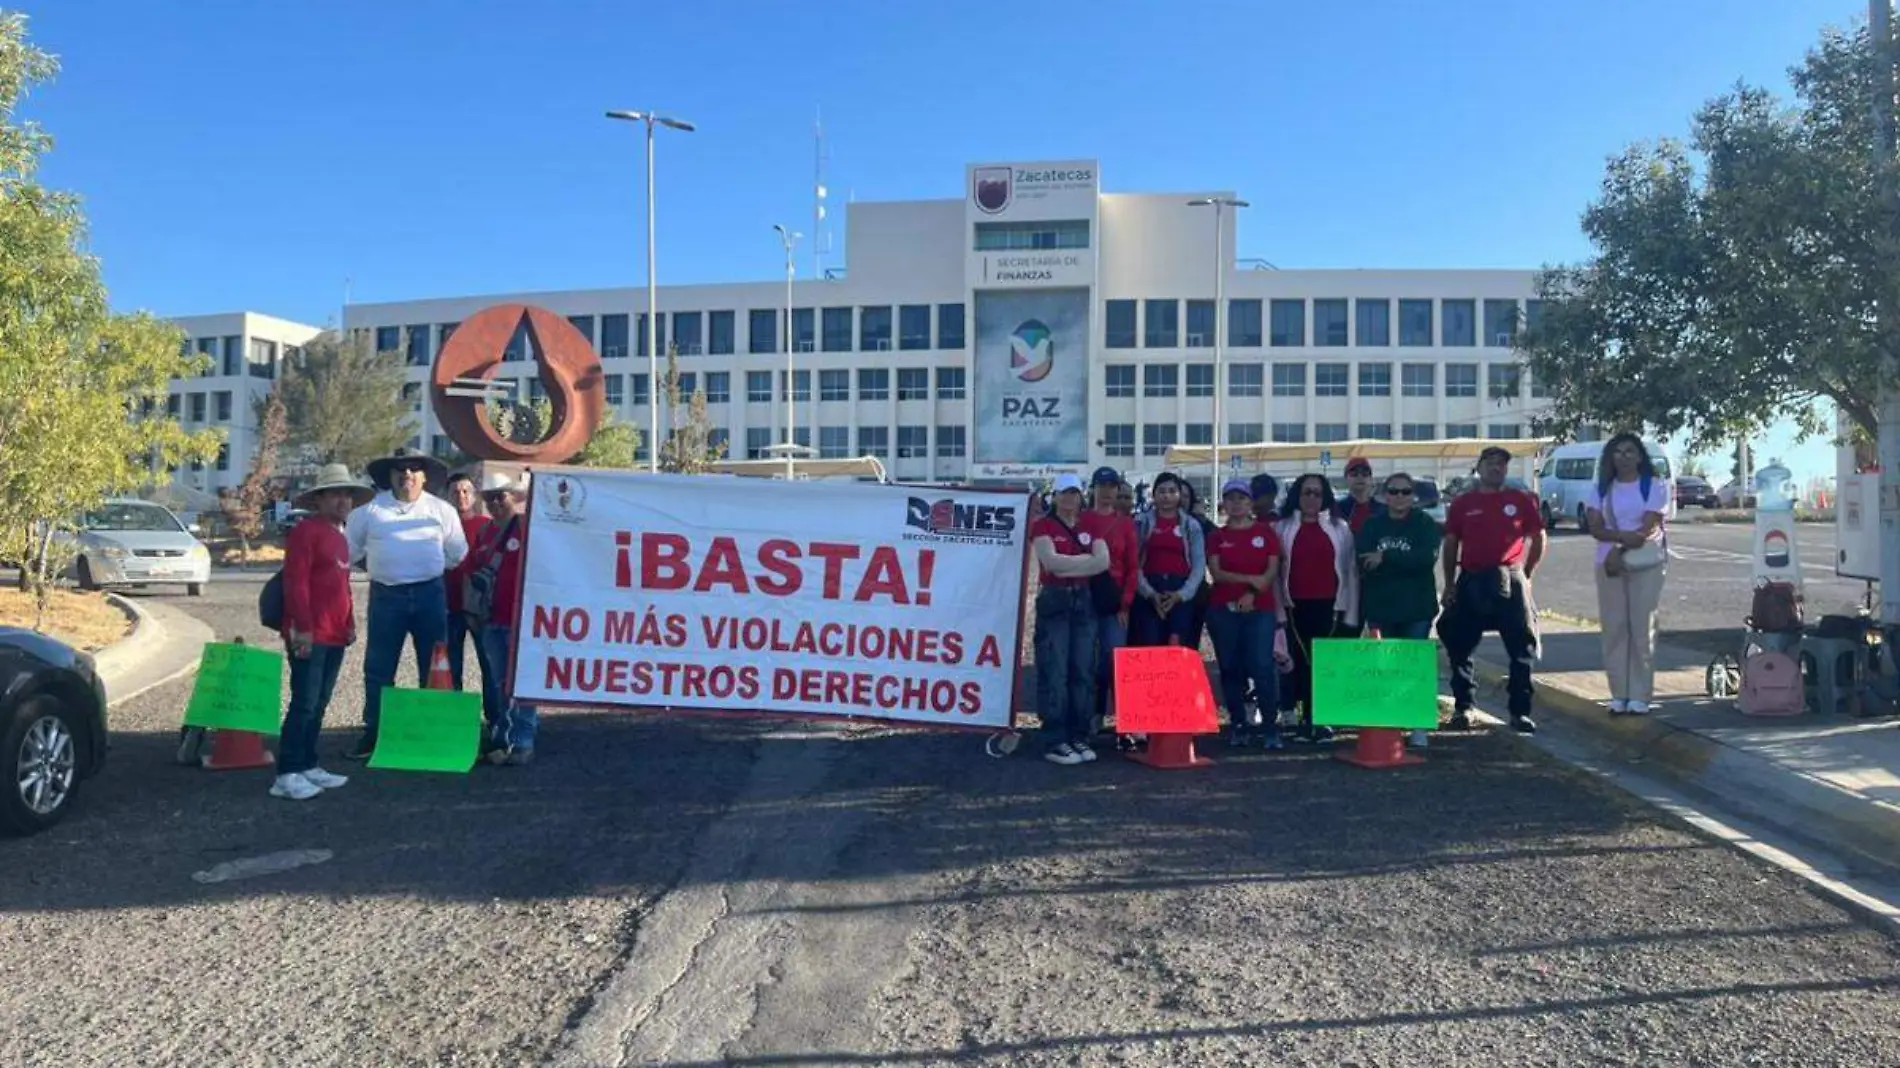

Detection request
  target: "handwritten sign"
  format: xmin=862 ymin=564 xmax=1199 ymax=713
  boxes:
xmin=183 ymin=642 xmax=284 ymax=734
xmin=369 ymin=688 xmax=483 ymax=773
xmin=1113 ymin=645 xmax=1218 ymax=735
xmin=1311 ymin=638 xmax=1439 ymax=730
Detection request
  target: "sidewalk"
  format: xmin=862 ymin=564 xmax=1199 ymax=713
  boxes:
xmin=1471 ymin=620 xmax=1900 ymax=877
xmin=94 ymin=594 xmax=211 ymax=707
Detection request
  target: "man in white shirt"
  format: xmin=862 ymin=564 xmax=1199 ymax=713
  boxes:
xmin=345 ymin=448 xmax=468 ymax=759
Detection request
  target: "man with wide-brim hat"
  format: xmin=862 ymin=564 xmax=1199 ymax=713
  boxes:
xmin=469 ymin=470 xmax=538 ymax=765
xmin=272 ymin=463 xmax=375 ymax=801
xmin=344 ymin=447 xmax=469 ymax=760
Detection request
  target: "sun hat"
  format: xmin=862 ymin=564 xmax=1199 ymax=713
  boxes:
xmin=295 ymin=463 xmax=375 ymax=510
xmin=480 ymin=470 xmax=531 ymax=496
xmin=366 ymin=447 xmax=450 ymax=492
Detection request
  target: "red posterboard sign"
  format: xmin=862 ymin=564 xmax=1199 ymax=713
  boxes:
xmin=1113 ymin=646 xmax=1218 ymax=735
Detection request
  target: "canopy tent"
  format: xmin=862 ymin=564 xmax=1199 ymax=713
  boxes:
xmin=707 ymin=456 xmax=890 ymax=482
xmin=1162 ymin=437 xmax=1555 ymax=472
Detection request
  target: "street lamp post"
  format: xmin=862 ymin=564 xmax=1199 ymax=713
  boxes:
xmin=773 ymin=224 xmax=802 ymax=480
xmin=1188 ymin=197 xmax=1249 ymax=492
xmin=606 ymin=109 xmax=695 ymax=473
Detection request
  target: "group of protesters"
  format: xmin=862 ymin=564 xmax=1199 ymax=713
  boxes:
xmin=270 ymin=449 xmax=537 ymax=801
xmin=1028 ymin=445 xmax=1558 ymax=767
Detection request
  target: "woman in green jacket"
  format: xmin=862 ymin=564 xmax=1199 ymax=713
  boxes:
xmin=1355 ymin=471 xmax=1444 ymax=746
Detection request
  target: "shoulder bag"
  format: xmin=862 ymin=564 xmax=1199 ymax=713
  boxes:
xmin=1603 ymin=482 xmax=1664 ymax=573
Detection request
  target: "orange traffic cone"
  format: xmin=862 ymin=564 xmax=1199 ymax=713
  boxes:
xmin=1333 ymin=625 xmax=1425 ymax=769
xmin=1126 ymin=635 xmax=1215 ymax=770
xmin=201 ymin=635 xmax=274 ymax=771
xmin=427 ymin=642 xmax=453 ymax=691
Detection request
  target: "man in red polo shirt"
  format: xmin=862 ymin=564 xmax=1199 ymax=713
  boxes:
xmin=1438 ymin=446 xmax=1546 ymax=733
xmin=1086 ymin=466 xmax=1140 ymax=735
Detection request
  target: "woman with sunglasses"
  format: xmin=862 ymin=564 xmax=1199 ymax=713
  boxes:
xmin=1206 ymin=478 xmax=1285 ymax=748
xmin=1273 ymin=473 xmax=1360 ymax=743
xmin=1356 ymin=472 xmax=1443 ymax=746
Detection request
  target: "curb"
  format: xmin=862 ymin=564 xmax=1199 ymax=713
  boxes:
xmin=91 ymin=593 xmax=160 ymax=686
xmin=90 ymin=594 xmax=210 ymax=708
xmin=1472 ymin=655 xmax=1900 ymax=879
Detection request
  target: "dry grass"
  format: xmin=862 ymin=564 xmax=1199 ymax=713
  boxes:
xmin=0 ymin=588 xmax=132 ymax=651
xmin=209 ymin=540 xmax=285 ymax=568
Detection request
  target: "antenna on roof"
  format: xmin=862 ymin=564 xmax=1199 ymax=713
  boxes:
xmin=813 ymin=107 xmax=830 ymax=280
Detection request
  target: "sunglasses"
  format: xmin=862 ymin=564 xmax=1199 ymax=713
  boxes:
xmin=1385 ymin=487 xmax=1415 ymax=496
xmin=393 ymin=463 xmax=428 ymax=475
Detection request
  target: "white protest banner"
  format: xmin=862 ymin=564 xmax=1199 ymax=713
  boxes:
xmin=512 ymin=470 xmax=1030 ymax=729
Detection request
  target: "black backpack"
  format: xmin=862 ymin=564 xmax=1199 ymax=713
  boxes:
xmin=258 ymin=570 xmax=285 ymax=631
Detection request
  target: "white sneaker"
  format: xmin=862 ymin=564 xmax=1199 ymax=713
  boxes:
xmin=1608 ymin=699 xmax=1628 ymax=715
xmin=1074 ymin=742 xmax=1099 ymax=763
xmin=1626 ymin=702 xmax=1651 ymax=716
xmin=1044 ymin=744 xmax=1086 ymax=766
xmin=269 ymin=773 xmax=322 ymax=801
xmin=301 ymin=767 xmax=349 ymax=789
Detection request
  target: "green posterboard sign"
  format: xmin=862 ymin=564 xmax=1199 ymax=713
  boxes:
xmin=369 ymin=688 xmax=483 ymax=773
xmin=1311 ymin=638 xmax=1440 ymax=730
xmin=183 ymin=642 xmax=284 ymax=734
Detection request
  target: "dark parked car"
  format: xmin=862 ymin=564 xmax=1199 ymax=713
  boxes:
xmin=1674 ymin=476 xmax=1718 ymax=508
xmin=1 ymin=628 xmax=108 ymax=835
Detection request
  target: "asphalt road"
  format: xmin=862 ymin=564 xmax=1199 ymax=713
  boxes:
xmin=3 ymin=574 xmax=1898 ymax=1066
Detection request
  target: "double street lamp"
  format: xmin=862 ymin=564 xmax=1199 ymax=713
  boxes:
xmin=605 ymin=109 xmax=695 ymax=473
xmin=772 ymin=224 xmax=803 ymax=480
xmin=1188 ymin=196 xmax=1249 ymax=488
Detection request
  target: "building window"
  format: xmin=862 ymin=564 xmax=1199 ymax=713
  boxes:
xmin=899 ymin=305 xmax=931 ymax=350
xmin=860 ymin=305 xmax=893 ymax=351
xmin=375 ymin=326 xmax=401 ymax=356
xmin=1183 ymin=423 xmax=1213 ymax=446
xmin=1357 ymin=362 xmax=1391 ymax=397
xmin=1228 ymin=422 xmax=1264 ymax=444
xmin=1229 ymin=299 xmax=1263 ymax=347
xmin=1401 ymin=363 xmax=1435 ymax=397
xmin=401 ymin=381 xmax=423 ymax=407
xmin=1314 ymin=363 xmax=1349 ymax=397
xmin=822 ymin=307 xmax=852 ymax=352
xmin=706 ymin=429 xmax=729 ymax=457
xmin=1358 ymin=423 xmax=1393 ymax=440
xmin=637 ymin=313 xmax=666 ymax=358
xmin=1229 ymin=363 xmax=1264 ymax=397
xmin=857 ymin=426 xmax=890 ymax=458
xmin=214 ymin=391 xmax=232 ymax=421
xmin=708 ymin=311 xmax=735 ymax=356
xmin=1443 ymin=363 xmax=1477 ymax=398
xmin=1105 ymin=365 xmax=1135 ymax=399
xmin=1185 ymin=363 xmax=1214 ymax=398
xmin=702 ymin=371 xmax=731 ymax=404
xmin=1314 ymin=423 xmax=1349 ymax=443
xmin=605 ymin=375 xmax=624 ymax=406
xmin=819 ymin=426 xmax=850 ymax=459
xmin=1271 ymin=422 xmax=1304 ymax=443
xmin=1524 ymin=300 xmax=1544 ymax=334
xmin=858 ymin=368 xmax=890 ymax=401
xmin=1398 ymin=300 xmax=1434 ymax=346
xmin=602 ymin=314 xmax=630 ymax=359
xmin=938 ymin=303 xmax=965 ymax=349
xmin=1529 ymin=369 xmax=1549 ymax=398
xmin=188 ymin=393 xmax=206 ymax=422
xmin=1483 ymin=299 xmax=1519 ymax=347
xmin=1313 ymin=299 xmax=1349 ymax=347
xmin=897 ymin=367 xmax=930 ymax=400
xmin=936 ymin=425 xmax=967 ymax=458
xmin=166 ymin=394 xmax=181 ymax=417
xmin=1105 ymin=300 xmax=1137 ymax=348
xmin=1185 ymin=300 xmax=1215 ymax=347
xmin=1269 ymin=299 xmax=1305 ymax=347
xmin=503 ymin=321 xmax=529 ymax=363
xmin=249 ymin=338 xmax=277 ymax=379
xmin=1143 ymin=364 xmax=1178 ymax=398
xmin=1446 ymin=422 xmax=1479 ymax=438
xmin=398 ymin=326 xmax=428 ymax=368
xmin=1401 ymin=423 xmax=1436 ymax=442
xmin=1356 ymin=300 xmax=1391 ymax=346
xmin=936 ymin=367 xmax=966 ymax=400
xmin=195 ymin=337 xmax=215 ymax=379
xmin=671 ymin=312 xmax=703 ymax=355
xmin=221 ymin=336 xmax=243 ymax=377
xmin=748 ymin=309 xmax=777 ymax=354
xmin=897 ymin=425 xmax=929 ymax=459
xmin=1488 ymin=364 xmax=1522 ymax=400
xmin=1443 ymin=299 xmax=1477 ymax=346
xmin=972 ymin=218 xmax=1091 ymax=250
xmin=1271 ymin=362 xmax=1306 ymax=397
xmin=793 ymin=308 xmax=815 ymax=351
xmin=1144 ymin=299 xmax=1179 ymax=348
xmin=1141 ymin=423 xmax=1177 ymax=457
xmin=747 ymin=370 xmax=773 ymax=403
xmin=215 ymin=443 xmax=230 ymax=472
xmin=819 ymin=369 xmax=850 ymax=402
xmin=630 ymin=373 xmax=650 ymax=407
xmin=1103 ymin=423 xmax=1135 ymax=458
xmin=746 ymin=427 xmax=773 ymax=461
xmin=779 ymin=370 xmax=811 ymax=402
xmin=529 ymin=378 xmax=548 ymax=405
xmin=1489 ymin=423 xmax=1523 ymax=439
xmin=438 ymin=322 xmax=459 ymax=351
xmin=567 ymin=315 xmax=595 ymax=347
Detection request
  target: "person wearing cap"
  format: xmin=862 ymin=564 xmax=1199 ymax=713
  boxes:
xmin=1133 ymin=471 xmax=1204 ymax=649
xmin=1030 ymin=473 xmax=1112 ymax=766
xmin=1335 ymin=458 xmax=1387 ymax=537
xmin=1207 ymin=477 xmax=1285 ymax=747
xmin=272 ymin=463 xmax=374 ymax=801
xmin=1180 ymin=480 xmax=1219 ymax=652
xmin=442 ymin=472 xmax=495 ymax=696
xmin=1250 ymin=473 xmax=1281 ymax=520
xmin=1438 ymin=446 xmax=1545 ymax=734
xmin=1273 ymin=473 xmax=1361 ymax=743
xmin=1088 ymin=466 xmax=1141 ymax=737
xmin=1356 ymin=471 xmax=1444 ymax=748
xmin=346 ymin=447 xmax=470 ymax=760
xmin=472 ymin=472 xmax=538 ymax=764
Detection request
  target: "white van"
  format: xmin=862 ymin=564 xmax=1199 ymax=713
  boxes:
xmin=1536 ymin=439 xmax=1675 ymax=530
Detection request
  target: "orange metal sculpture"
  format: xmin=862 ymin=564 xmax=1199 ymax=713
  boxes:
xmin=430 ymin=304 xmax=606 ymax=464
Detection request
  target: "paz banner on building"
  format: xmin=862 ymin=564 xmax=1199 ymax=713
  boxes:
xmin=511 ymin=470 xmax=1030 ymax=729
xmin=972 ymin=289 xmax=1090 ymax=474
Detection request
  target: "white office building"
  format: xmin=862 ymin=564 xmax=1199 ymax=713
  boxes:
xmin=175 ymin=159 xmax=1550 ymax=491
xmin=164 ymin=312 xmax=324 ymax=496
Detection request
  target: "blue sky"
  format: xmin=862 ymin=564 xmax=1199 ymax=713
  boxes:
xmin=15 ymin=0 xmax=1864 ymax=478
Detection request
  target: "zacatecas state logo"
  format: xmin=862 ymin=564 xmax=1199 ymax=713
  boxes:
xmin=904 ymin=496 xmax=1018 ymax=545
xmin=1009 ymin=319 xmax=1054 ymax=382
xmin=972 ymin=166 xmax=1011 ymax=214
xmin=540 ymin=473 xmax=588 ymax=524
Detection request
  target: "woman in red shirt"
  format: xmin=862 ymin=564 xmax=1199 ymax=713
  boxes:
xmin=273 ymin=464 xmax=374 ymax=801
xmin=1030 ymin=473 xmax=1112 ymax=766
xmin=1272 ymin=473 xmax=1360 ymax=743
xmin=1206 ymin=478 xmax=1285 ymax=748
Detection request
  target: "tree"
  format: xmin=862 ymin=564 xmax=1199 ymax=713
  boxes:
xmin=1518 ymin=18 xmax=1898 ymax=453
xmin=228 ymin=386 xmax=287 ymax=566
xmin=276 ymin=329 xmax=412 ymax=472
xmin=0 ymin=14 xmax=221 ymax=625
xmin=656 ymin=346 xmax=726 ymax=474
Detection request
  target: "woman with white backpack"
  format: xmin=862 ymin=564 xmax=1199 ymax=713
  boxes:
xmin=1585 ymin=433 xmax=1671 ymax=716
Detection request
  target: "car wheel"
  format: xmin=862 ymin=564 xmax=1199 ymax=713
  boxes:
xmin=1575 ymin=504 xmax=1588 ymax=531
xmin=75 ymin=557 xmax=98 ymax=592
xmin=187 ymin=583 xmax=204 ymax=597
xmin=1 ymin=695 xmax=82 ymax=836
xmin=1540 ymin=504 xmax=1556 ymax=531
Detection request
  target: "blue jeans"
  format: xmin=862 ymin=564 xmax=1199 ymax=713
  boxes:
xmin=445 ymin=610 xmax=495 ymax=695
xmin=1034 ymin=585 xmax=1099 ymax=748
xmin=363 ymin=578 xmax=448 ymax=742
xmin=1206 ymin=607 xmax=1280 ymax=734
xmin=1093 ymin=604 xmax=1128 ymax=731
xmin=279 ymin=644 xmax=345 ymax=774
xmin=1132 ymin=575 xmax=1197 ymax=648
xmin=483 ymin=624 xmax=538 ymax=750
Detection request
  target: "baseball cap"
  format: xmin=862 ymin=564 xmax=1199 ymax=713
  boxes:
xmin=1479 ymin=445 xmax=1513 ymax=464
xmin=1090 ymin=465 xmax=1122 ymax=487
xmin=1249 ymin=473 xmax=1279 ymax=501
xmin=1053 ymin=473 xmax=1086 ymax=493
xmin=1344 ymin=457 xmax=1373 ymax=476
xmin=1221 ymin=478 xmax=1252 ymax=498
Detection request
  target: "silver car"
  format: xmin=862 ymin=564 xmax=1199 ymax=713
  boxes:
xmin=60 ymin=500 xmax=211 ymax=597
